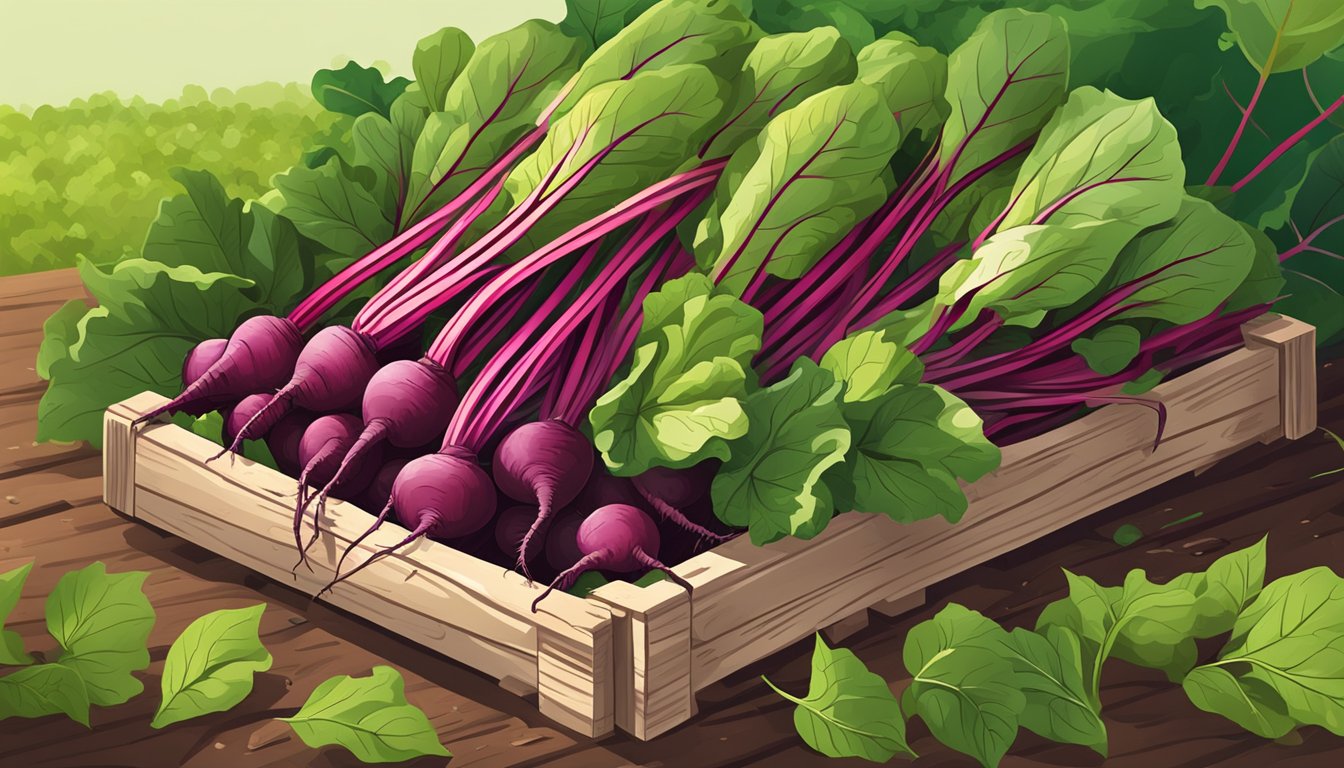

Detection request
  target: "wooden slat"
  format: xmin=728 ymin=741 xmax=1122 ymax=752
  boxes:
xmin=673 ymin=325 xmax=1298 ymax=694
xmin=108 ymin=393 xmax=615 ymax=701
xmin=590 ymin=580 xmax=694 ymax=740
xmin=535 ymin=603 xmax=616 ymax=738
xmin=101 ymin=391 xmax=153 ymax=514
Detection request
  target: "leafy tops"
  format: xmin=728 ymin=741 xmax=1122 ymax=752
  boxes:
xmin=936 ymin=87 xmax=1186 ymax=329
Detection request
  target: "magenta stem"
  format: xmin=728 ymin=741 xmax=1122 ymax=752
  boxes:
xmin=1232 ymin=92 xmax=1344 ymax=192
xmin=1207 ymin=68 xmax=1271 ymax=186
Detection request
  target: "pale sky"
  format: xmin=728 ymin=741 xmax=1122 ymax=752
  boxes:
xmin=1 ymin=0 xmax=565 ymax=107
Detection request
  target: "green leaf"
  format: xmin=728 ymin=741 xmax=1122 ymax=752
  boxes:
xmin=46 ymin=562 xmax=155 ymax=707
xmin=412 ymin=27 xmax=474 ymax=111
xmin=0 ymin=562 xmax=34 ymax=666
xmin=560 ymin=0 xmax=755 ymax=115
xmin=1194 ymin=0 xmax=1344 ymax=72
xmin=1226 ymin=224 xmax=1285 ymax=311
xmin=1121 ymin=368 xmax=1164 ymax=395
xmin=1183 ymin=665 xmax=1296 ymax=738
xmin=1103 ymin=197 xmax=1256 ymax=325
xmin=1036 ymin=569 xmax=1198 ymax=701
xmin=566 ymin=571 xmax=610 ymax=598
xmin=1272 ymin=134 xmax=1344 ymax=345
xmin=1003 ymin=626 xmax=1107 ymax=754
xmin=857 ymin=32 xmax=949 ymax=140
xmin=1194 ymin=568 xmax=1344 ymax=735
xmin=1111 ymin=523 xmax=1143 ymax=547
xmin=996 ymin=87 xmax=1185 ymax=233
xmin=904 ymin=605 xmax=1024 ymax=768
xmin=711 ymin=360 xmax=850 ymax=545
xmin=820 ymin=329 xmax=924 ymax=403
xmin=0 ymin=663 xmax=90 ymax=727
xmin=143 ymin=169 xmax=307 ymax=311
xmin=351 ymin=95 xmax=428 ymax=216
xmin=152 ymin=604 xmax=273 ymax=728
xmin=1072 ymin=326 xmax=1142 ymax=377
xmin=699 ymin=28 xmax=858 ymax=160
xmin=559 ymin=0 xmax=651 ymax=49
xmin=406 ymin=20 xmax=584 ymax=224
xmin=273 ymin=157 xmax=395 ymax=259
xmin=938 ymin=87 xmax=1187 ymax=330
xmin=1170 ymin=536 xmax=1268 ymax=638
xmin=938 ymin=221 xmax=1132 ymax=330
xmin=506 ymin=64 xmax=727 ymax=252
xmin=831 ymin=384 xmax=999 ymax=524
xmin=311 ymin=61 xmax=410 ymax=118
xmin=698 ymin=82 xmax=901 ymax=294
xmin=35 ymin=299 xmax=88 ymax=381
xmin=939 ymin=9 xmax=1069 ymax=185
xmin=283 ymin=665 xmax=450 ymax=763
xmin=591 ymin=274 xmax=761 ymax=476
xmin=37 ymin=258 xmax=257 ymax=447
xmin=766 ymin=634 xmax=914 ymax=762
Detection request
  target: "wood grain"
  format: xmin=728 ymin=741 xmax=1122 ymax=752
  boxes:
xmin=668 ymin=319 xmax=1309 ymax=705
xmin=590 ymin=580 xmax=695 ymax=740
xmin=107 ymin=392 xmax=617 ymax=737
xmin=1244 ymin=314 xmax=1317 ymax=439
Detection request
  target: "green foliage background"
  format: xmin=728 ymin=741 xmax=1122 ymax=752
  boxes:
xmin=0 ymin=83 xmax=339 ymax=275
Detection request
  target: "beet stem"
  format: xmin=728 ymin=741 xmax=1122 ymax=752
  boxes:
xmin=516 ymin=482 xmax=556 ymax=582
xmin=635 ymin=485 xmax=731 ymax=544
xmin=227 ymin=383 xmax=297 ymax=457
xmin=323 ymin=498 xmax=395 ymax=593
xmin=632 ymin=547 xmax=693 ymax=596
xmin=292 ymin=439 xmax=340 ymax=572
xmin=531 ymin=549 xmax=610 ymax=613
xmin=318 ymin=514 xmax=436 ymax=597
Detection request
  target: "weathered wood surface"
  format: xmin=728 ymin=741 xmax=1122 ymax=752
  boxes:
xmin=0 ymin=270 xmax=626 ymax=767
xmin=2 ymin=268 xmax=1341 ymax=767
xmin=107 ymin=390 xmax=616 ymax=738
xmin=666 ymin=317 xmax=1310 ymax=708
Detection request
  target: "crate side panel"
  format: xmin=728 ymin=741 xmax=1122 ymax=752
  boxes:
xmin=683 ymin=344 xmax=1281 ymax=689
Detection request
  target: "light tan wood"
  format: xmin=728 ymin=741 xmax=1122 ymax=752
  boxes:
xmin=535 ymin=603 xmax=615 ymax=737
xmin=870 ymin=589 xmax=926 ymax=619
xmin=1243 ymin=314 xmax=1317 ymax=439
xmin=105 ymin=392 xmax=618 ymax=738
xmin=821 ymin=609 xmax=870 ymax=644
xmin=673 ymin=319 xmax=1311 ymax=693
xmin=101 ymin=391 xmax=160 ymax=514
xmin=590 ymin=580 xmax=694 ymax=739
xmin=104 ymin=316 xmax=1316 ymax=743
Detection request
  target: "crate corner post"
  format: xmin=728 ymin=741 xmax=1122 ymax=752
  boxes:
xmin=534 ymin=598 xmax=618 ymax=739
xmin=1242 ymin=314 xmax=1317 ymax=440
xmin=102 ymin=391 xmax=169 ymax=515
xmin=590 ymin=580 xmax=695 ymax=741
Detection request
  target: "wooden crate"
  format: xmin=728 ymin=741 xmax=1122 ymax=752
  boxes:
xmin=103 ymin=314 xmax=1317 ymax=741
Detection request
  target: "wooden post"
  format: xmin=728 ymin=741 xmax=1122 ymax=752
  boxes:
xmin=534 ymin=603 xmax=616 ymax=738
xmin=589 ymin=580 xmax=694 ymax=740
xmin=102 ymin=391 xmax=166 ymax=515
xmin=1243 ymin=314 xmax=1317 ymax=440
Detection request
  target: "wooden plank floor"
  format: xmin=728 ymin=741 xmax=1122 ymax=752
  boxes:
xmin=1 ymin=268 xmax=1341 ymax=768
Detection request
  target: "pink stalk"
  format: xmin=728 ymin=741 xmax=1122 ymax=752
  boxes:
xmin=848 ymin=240 xmax=966 ymax=332
xmin=1206 ymin=67 xmax=1272 ymax=186
xmin=1231 ymin=92 xmax=1344 ymax=192
xmin=427 ymin=161 xmax=724 ymax=363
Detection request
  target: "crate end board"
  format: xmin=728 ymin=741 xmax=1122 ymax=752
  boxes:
xmin=103 ymin=315 xmax=1316 ymax=742
xmin=102 ymin=393 xmax=616 ymax=739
